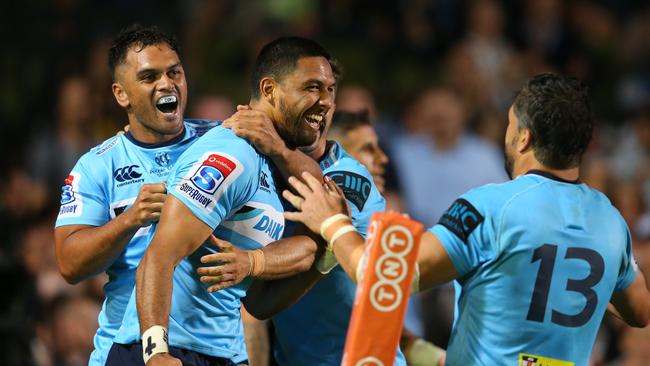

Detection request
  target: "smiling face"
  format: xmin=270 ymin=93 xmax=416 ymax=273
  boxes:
xmin=271 ymin=56 xmax=336 ymax=148
xmin=112 ymin=42 xmax=187 ymax=143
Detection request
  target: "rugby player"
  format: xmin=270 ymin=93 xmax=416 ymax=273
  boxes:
xmin=53 ymin=24 xmax=221 ymax=366
xmin=284 ymin=73 xmax=650 ymax=365
xmin=109 ymin=37 xmax=337 ymax=365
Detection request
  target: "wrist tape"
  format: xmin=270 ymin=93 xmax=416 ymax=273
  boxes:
xmin=142 ymin=325 xmax=169 ymax=364
xmin=247 ymin=249 xmax=266 ymax=277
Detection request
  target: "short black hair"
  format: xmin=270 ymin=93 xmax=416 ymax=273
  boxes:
xmin=108 ymin=24 xmax=180 ymax=81
xmin=250 ymin=36 xmax=340 ymax=99
xmin=331 ymin=109 xmax=372 ymax=134
xmin=513 ymin=73 xmax=593 ymax=169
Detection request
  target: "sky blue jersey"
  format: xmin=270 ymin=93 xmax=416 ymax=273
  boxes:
xmin=431 ymin=170 xmax=637 ymax=366
xmin=54 ymin=120 xmax=218 ymax=366
xmin=113 ymin=125 xmax=284 ymax=363
xmin=272 ymin=142 xmax=407 ymax=366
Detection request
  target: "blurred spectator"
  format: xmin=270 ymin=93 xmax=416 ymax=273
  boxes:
xmin=27 ymin=75 xmax=96 ymax=204
xmin=191 ymin=94 xmax=235 ymax=121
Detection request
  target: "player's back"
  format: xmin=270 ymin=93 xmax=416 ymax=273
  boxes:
xmin=435 ymin=171 xmax=636 ymax=366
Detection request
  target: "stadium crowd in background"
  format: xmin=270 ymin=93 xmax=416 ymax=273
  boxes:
xmin=2 ymin=1 xmax=650 ymax=365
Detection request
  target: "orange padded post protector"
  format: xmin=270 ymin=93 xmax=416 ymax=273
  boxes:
xmin=342 ymin=212 xmax=424 ymax=366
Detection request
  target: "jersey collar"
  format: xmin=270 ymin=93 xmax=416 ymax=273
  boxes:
xmin=526 ymin=169 xmax=580 ymax=184
xmin=124 ymin=126 xmax=187 ymax=149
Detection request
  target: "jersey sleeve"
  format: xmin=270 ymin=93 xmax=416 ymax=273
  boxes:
xmin=429 ymin=191 xmax=496 ymax=277
xmin=55 ymin=153 xmax=110 ymax=227
xmin=614 ymin=223 xmax=638 ymax=291
xmin=167 ymin=129 xmax=259 ymax=230
xmin=324 ymin=161 xmax=385 ymax=238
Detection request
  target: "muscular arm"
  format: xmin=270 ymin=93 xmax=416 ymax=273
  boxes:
xmin=243 ymin=263 xmax=324 ymax=320
xmin=55 ymin=220 xmax=140 ymax=284
xmin=270 ymin=147 xmax=323 ymax=182
xmin=610 ymin=265 xmax=650 ymax=328
xmin=137 ymin=195 xmax=213 ymax=333
xmin=55 ymin=183 xmax=166 ymax=284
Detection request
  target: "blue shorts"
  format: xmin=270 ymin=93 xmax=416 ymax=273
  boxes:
xmin=105 ymin=343 xmax=248 ymax=366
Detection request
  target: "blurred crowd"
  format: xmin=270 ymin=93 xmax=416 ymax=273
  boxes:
xmin=2 ymin=1 xmax=650 ymax=365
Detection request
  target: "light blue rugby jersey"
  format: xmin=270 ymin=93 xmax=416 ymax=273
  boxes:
xmin=113 ymin=125 xmax=284 ymax=363
xmin=431 ymin=170 xmax=637 ymax=366
xmin=54 ymin=120 xmax=218 ymax=366
xmin=272 ymin=142 xmax=407 ymax=366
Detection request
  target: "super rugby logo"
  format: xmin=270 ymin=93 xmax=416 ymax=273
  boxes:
xmin=369 ymin=225 xmax=414 ymax=313
xmin=58 ymin=172 xmax=82 ymax=218
xmin=60 ymin=175 xmax=76 ymax=205
xmin=190 ymin=154 xmax=236 ymax=194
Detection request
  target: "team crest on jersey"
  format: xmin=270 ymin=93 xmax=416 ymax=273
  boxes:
xmin=325 ymin=171 xmax=371 ymax=210
xmin=438 ymin=198 xmax=484 ymax=243
xmin=58 ymin=172 xmax=82 ymax=218
xmin=155 ymin=152 xmax=171 ymax=167
xmin=177 ymin=152 xmax=243 ymax=211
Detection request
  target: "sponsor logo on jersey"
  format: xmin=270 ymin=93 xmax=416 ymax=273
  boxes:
xmin=155 ymin=152 xmax=171 ymax=167
xmin=326 ymin=171 xmax=371 ymax=211
xmin=60 ymin=175 xmax=76 ymax=205
xmin=179 ymin=182 xmax=213 ymax=208
xmin=253 ymin=215 xmax=284 ymax=241
xmin=58 ymin=172 xmax=82 ymax=218
xmin=259 ymin=171 xmax=271 ymax=192
xmin=438 ymin=198 xmax=484 ymax=243
xmin=95 ymin=138 xmax=118 ymax=155
xmin=114 ymin=165 xmax=144 ymax=187
xmin=190 ymin=154 xmax=236 ymax=194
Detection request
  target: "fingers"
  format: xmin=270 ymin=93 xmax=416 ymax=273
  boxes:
xmin=288 ymin=176 xmax=313 ymax=198
xmin=200 ymin=252 xmax=234 ymax=265
xmin=141 ymin=183 xmax=167 ymax=195
xmin=282 ymin=189 xmax=304 ymax=210
xmin=301 ymin=172 xmax=326 ymax=193
xmin=284 ymin=210 xmax=304 ymax=223
xmin=208 ymin=235 xmax=234 ymax=252
xmin=236 ymin=104 xmax=251 ymax=111
xmin=323 ymin=175 xmax=341 ymax=195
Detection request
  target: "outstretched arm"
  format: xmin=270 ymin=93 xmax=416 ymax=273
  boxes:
xmin=283 ymin=172 xmax=459 ymax=290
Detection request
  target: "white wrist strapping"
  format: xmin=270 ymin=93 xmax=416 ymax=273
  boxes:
xmin=328 ymin=224 xmax=357 ymax=251
xmin=142 ymin=325 xmax=169 ymax=363
xmin=320 ymin=213 xmax=351 ymax=239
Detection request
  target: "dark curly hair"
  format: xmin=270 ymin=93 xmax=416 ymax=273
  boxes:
xmin=513 ymin=73 xmax=593 ymax=169
xmin=108 ymin=24 xmax=180 ymax=81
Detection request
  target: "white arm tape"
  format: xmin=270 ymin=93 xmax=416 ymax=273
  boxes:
xmin=320 ymin=213 xmax=352 ymax=239
xmin=328 ymin=224 xmax=357 ymax=251
xmin=142 ymin=325 xmax=169 ymax=364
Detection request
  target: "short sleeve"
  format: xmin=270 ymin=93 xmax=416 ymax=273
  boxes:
xmin=55 ymin=155 xmax=110 ymax=227
xmin=430 ymin=196 xmax=495 ymax=276
xmin=615 ymin=225 xmax=638 ymax=291
xmin=167 ymin=130 xmax=259 ymax=230
xmin=324 ymin=163 xmax=385 ymax=238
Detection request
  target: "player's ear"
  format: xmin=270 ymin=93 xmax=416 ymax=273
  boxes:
xmin=112 ymin=82 xmax=130 ymax=108
xmin=260 ymin=77 xmax=276 ymax=106
xmin=517 ymin=128 xmax=533 ymax=153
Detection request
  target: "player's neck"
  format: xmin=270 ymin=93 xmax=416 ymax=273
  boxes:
xmin=127 ymin=119 xmax=183 ymax=145
xmin=515 ymin=158 xmax=580 ymax=182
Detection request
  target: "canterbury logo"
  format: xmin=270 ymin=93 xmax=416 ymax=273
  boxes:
xmin=113 ymin=165 xmax=142 ymax=182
